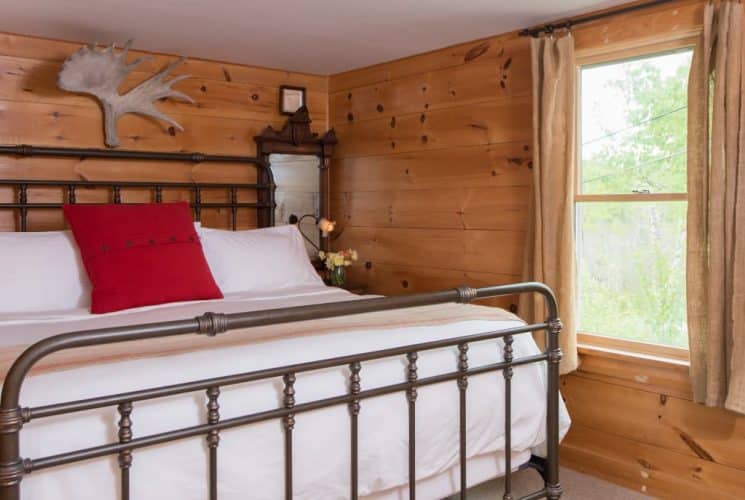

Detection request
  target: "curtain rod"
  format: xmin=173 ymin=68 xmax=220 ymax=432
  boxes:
xmin=519 ymin=0 xmax=680 ymax=37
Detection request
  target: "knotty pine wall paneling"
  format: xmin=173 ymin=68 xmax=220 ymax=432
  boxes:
xmin=328 ymin=1 xmax=745 ymax=498
xmin=0 ymin=32 xmax=327 ymax=231
xmin=329 ymin=32 xmax=534 ymax=309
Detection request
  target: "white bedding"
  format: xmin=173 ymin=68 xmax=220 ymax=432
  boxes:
xmin=1 ymin=285 xmax=570 ymax=500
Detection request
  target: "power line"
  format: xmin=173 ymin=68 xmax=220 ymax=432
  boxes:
xmin=582 ymin=150 xmax=686 ymax=186
xmin=582 ymin=105 xmax=686 ymax=146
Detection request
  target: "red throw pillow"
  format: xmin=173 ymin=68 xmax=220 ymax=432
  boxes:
xmin=63 ymin=202 xmax=223 ymax=313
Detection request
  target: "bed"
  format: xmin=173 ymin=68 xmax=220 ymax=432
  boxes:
xmin=0 ymin=142 xmax=569 ymax=500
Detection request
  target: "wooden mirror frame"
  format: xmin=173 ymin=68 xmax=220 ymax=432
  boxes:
xmin=254 ymin=106 xmax=337 ymax=252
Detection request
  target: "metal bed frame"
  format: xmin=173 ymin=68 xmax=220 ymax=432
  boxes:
xmin=0 ymin=148 xmax=563 ymax=500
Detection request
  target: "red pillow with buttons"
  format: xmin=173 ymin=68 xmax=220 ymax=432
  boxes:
xmin=63 ymin=202 xmax=223 ymax=313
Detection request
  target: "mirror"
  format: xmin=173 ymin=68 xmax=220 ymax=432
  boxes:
xmin=254 ymin=106 xmax=337 ymax=257
xmin=271 ymin=153 xmax=320 ymax=256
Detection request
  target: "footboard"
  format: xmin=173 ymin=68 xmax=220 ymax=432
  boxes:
xmin=0 ymin=283 xmax=563 ymax=500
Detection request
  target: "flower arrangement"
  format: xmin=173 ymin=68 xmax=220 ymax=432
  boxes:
xmin=318 ymin=249 xmax=358 ymax=286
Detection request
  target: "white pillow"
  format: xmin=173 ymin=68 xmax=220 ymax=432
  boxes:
xmin=197 ymin=225 xmax=322 ymax=294
xmin=0 ymin=231 xmax=91 ymax=313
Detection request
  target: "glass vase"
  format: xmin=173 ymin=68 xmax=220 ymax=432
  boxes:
xmin=330 ymin=266 xmax=346 ymax=287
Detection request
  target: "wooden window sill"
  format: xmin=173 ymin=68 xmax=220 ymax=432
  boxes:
xmin=577 ymin=333 xmax=689 ymax=365
xmin=574 ymin=337 xmax=692 ymax=400
xmin=577 ymin=343 xmax=689 ymax=368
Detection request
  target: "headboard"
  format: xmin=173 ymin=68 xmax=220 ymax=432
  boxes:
xmin=0 ymin=145 xmax=271 ymax=232
xmin=0 ymin=108 xmax=336 ymax=234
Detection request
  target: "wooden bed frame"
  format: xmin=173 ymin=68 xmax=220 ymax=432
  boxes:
xmin=0 ymin=133 xmax=563 ymax=500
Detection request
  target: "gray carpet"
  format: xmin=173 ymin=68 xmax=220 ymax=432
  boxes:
xmin=446 ymin=467 xmax=651 ymax=499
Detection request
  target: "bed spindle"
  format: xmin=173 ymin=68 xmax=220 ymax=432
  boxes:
xmin=117 ymin=402 xmax=133 ymax=500
xmin=229 ymin=187 xmax=238 ymax=231
xmin=502 ymin=335 xmax=514 ymax=500
xmin=67 ymin=185 xmax=76 ymax=204
xmin=17 ymin=184 xmax=28 ymax=232
xmin=194 ymin=186 xmax=202 ymax=222
xmin=155 ymin=186 xmax=163 ymax=203
xmin=457 ymin=343 xmax=469 ymax=499
xmin=348 ymin=361 xmax=361 ymax=500
xmin=206 ymin=386 xmax=220 ymax=500
xmin=113 ymin=185 xmax=121 ymax=204
xmin=283 ymin=373 xmax=296 ymax=500
xmin=406 ymin=352 xmax=418 ymax=500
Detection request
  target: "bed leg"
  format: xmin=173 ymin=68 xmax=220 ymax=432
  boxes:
xmin=545 ymin=318 xmax=563 ymax=500
xmin=0 ymin=407 xmax=25 ymax=500
xmin=526 ymin=455 xmax=547 ymax=482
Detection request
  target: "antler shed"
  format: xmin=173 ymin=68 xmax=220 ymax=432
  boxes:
xmin=57 ymin=40 xmax=194 ymax=148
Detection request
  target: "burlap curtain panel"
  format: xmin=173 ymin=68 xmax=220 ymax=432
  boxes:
xmin=521 ymin=34 xmax=578 ymax=375
xmin=687 ymin=1 xmax=745 ymax=414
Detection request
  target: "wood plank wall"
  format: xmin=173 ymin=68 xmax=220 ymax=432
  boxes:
xmin=329 ymin=0 xmax=745 ymax=498
xmin=0 ymin=32 xmax=327 ymax=231
xmin=328 ymin=30 xmax=533 ymax=310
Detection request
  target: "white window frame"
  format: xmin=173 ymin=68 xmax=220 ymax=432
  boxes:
xmin=574 ymin=37 xmax=696 ymax=362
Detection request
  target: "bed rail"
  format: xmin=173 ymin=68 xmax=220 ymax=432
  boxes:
xmin=0 ymin=145 xmax=276 ymax=231
xmin=0 ymin=282 xmax=563 ymax=500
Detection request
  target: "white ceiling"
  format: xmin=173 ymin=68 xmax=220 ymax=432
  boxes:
xmin=0 ymin=0 xmax=628 ymax=74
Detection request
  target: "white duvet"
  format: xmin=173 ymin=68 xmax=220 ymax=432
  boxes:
xmin=0 ymin=285 xmax=570 ymax=500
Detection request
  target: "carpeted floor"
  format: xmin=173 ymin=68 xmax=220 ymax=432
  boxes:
xmin=446 ymin=467 xmax=650 ymax=499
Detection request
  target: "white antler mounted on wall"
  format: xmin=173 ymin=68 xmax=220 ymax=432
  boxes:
xmin=57 ymin=40 xmax=194 ymax=148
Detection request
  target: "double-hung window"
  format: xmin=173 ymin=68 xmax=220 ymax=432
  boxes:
xmin=575 ymin=44 xmax=694 ymax=354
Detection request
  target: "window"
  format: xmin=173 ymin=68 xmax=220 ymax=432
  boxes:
xmin=576 ymin=46 xmax=693 ymax=350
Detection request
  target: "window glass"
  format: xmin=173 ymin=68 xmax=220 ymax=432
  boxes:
xmin=576 ymin=201 xmax=687 ymax=347
xmin=576 ymin=48 xmax=692 ymax=348
xmin=580 ymin=50 xmax=692 ymax=195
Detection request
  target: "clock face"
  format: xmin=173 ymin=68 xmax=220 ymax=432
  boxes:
xmin=281 ymin=87 xmax=305 ymax=114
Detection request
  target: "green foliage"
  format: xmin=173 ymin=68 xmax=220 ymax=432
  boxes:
xmin=577 ymin=51 xmax=691 ymax=348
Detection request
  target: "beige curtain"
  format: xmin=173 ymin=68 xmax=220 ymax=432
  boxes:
xmin=687 ymin=1 xmax=745 ymax=414
xmin=521 ymin=34 xmax=578 ymax=374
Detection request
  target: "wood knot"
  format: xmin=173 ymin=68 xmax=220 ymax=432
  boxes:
xmin=464 ymin=41 xmax=490 ymax=62
xmin=376 ymin=104 xmax=384 ymax=113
